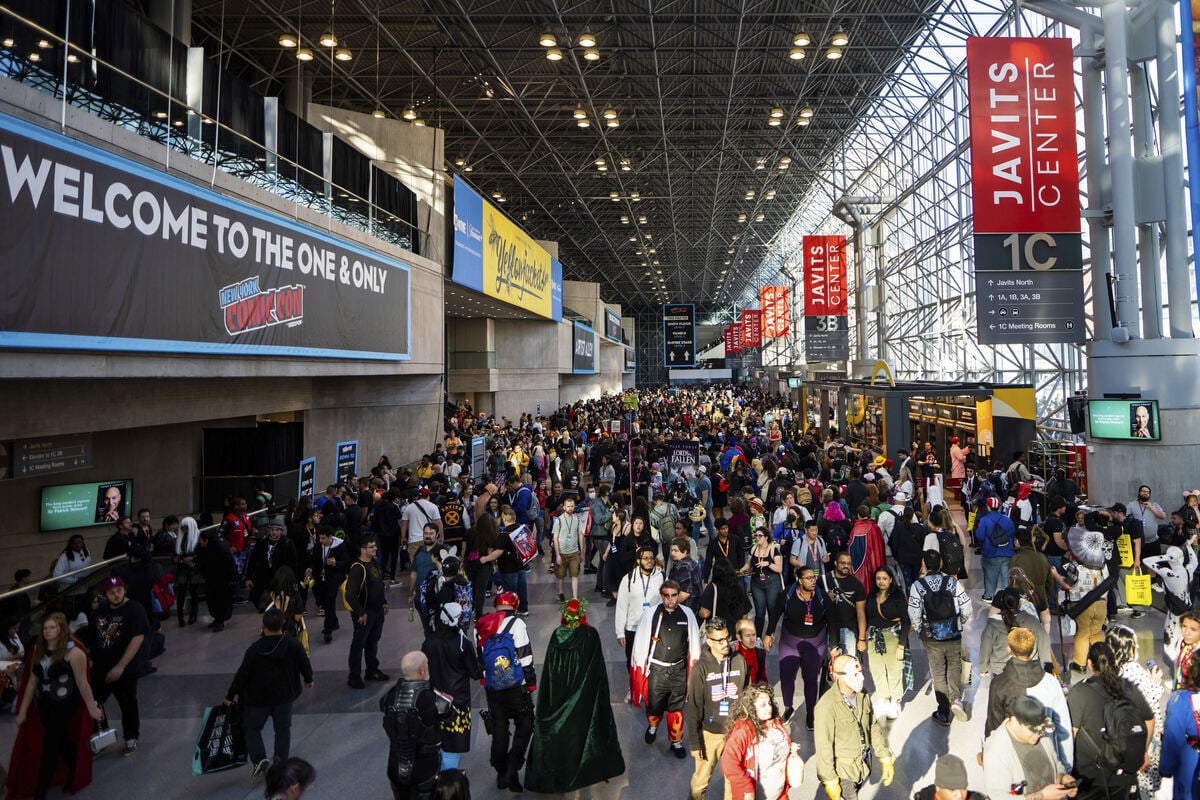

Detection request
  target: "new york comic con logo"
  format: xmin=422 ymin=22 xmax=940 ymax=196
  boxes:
xmin=219 ymin=277 xmax=304 ymax=336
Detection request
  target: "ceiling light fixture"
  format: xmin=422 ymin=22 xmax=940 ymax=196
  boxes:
xmin=768 ymin=118 xmax=781 ymax=127
xmin=737 ymin=213 xmax=747 ymax=222
xmin=279 ymin=33 xmax=298 ymax=48
xmin=296 ymin=47 xmax=314 ymax=61
xmin=66 ymin=53 xmax=80 ymax=63
xmin=578 ymin=29 xmax=596 ymax=47
xmin=765 ymin=188 xmax=776 ymax=199
xmin=602 ymin=107 xmax=618 ymax=120
xmin=788 ymin=47 xmax=806 ymax=60
xmin=546 ymin=47 xmax=562 ymax=61
xmin=620 ymin=158 xmax=632 ymax=171
xmin=630 ymin=191 xmax=641 ymax=201
xmin=796 ymin=116 xmax=811 ymax=126
xmin=319 ymin=32 xmax=338 ymax=48
xmin=2 ymin=38 xmax=13 ymax=48
xmin=455 ymin=158 xmax=466 ymax=167
xmin=769 ymin=107 xmax=784 ymax=119
xmin=744 ymin=189 xmax=756 ymax=199
xmin=37 ymin=39 xmax=51 ymax=49
xmin=577 ymin=118 xmax=591 ymax=128
xmin=334 ymin=47 xmax=352 ymax=61
xmin=792 ymin=32 xmax=811 ymax=47
xmin=402 ymin=105 xmax=417 ymax=120
xmin=825 ymin=45 xmax=843 ymax=59
xmin=539 ymin=31 xmax=557 ymax=47
xmin=573 ymin=104 xmax=587 ymax=120
xmin=372 ymin=108 xmax=386 ymax=118
xmin=755 ymin=213 xmax=765 ymax=222
xmin=620 ymin=215 xmax=630 ymax=223
xmin=831 ymin=29 xmax=849 ymax=46
xmin=638 ymin=215 xmax=647 ymax=224
xmin=583 ymin=47 xmax=600 ymax=61
xmin=799 ymin=106 xmax=814 ymax=118
xmin=413 ymin=117 xmax=426 ymax=127
xmin=606 ymin=117 xmax=620 ymax=128
xmin=755 ymin=157 xmax=766 ymax=169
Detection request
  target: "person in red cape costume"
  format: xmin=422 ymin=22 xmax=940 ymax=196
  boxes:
xmin=7 ymin=611 xmax=102 ymax=800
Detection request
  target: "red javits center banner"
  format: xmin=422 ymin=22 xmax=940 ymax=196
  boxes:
xmin=803 ymin=235 xmax=848 ymax=361
xmin=760 ymin=286 xmax=789 ymax=338
xmin=966 ymin=37 xmax=1085 ymax=346
xmin=741 ymin=310 xmax=762 ymax=348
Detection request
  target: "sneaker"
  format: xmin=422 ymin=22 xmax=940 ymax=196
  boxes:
xmin=323 ymin=631 xmax=333 ymax=644
xmin=644 ymin=725 xmax=658 ymax=744
xmin=516 ymin=610 xmax=530 ymax=617
xmin=951 ymin=699 xmax=968 ymax=722
xmin=557 ymin=593 xmax=566 ymax=602
xmin=887 ymin=701 xmax=901 ymax=720
xmin=670 ymin=742 xmax=686 ymax=759
xmin=1131 ymin=609 xmax=1146 ymax=619
xmin=605 ymin=598 xmax=618 ymax=607
xmin=496 ymin=772 xmax=509 ymax=790
xmin=122 ymin=739 xmax=138 ymax=757
xmin=781 ymin=706 xmax=795 ymax=724
xmin=508 ymin=772 xmax=523 ymax=792
xmin=315 ymin=608 xmax=325 ymax=616
xmin=805 ymin=709 xmax=815 ymax=731
xmin=1068 ymin=662 xmax=1087 ymax=674
xmin=366 ymin=670 xmax=391 ymax=682
xmin=980 ymin=596 xmax=993 ymax=605
xmin=485 ymin=588 xmax=493 ymax=597
xmin=931 ymin=709 xmax=951 ymax=727
xmin=1106 ymin=614 xmax=1118 ymax=623
xmin=251 ymin=758 xmax=270 ymax=781
xmin=1117 ymin=605 xmax=1133 ymax=615
xmin=348 ymin=676 xmax=366 ymax=689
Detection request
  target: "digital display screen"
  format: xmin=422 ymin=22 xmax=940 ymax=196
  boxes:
xmin=40 ymin=479 xmax=133 ymax=532
xmin=1088 ymin=399 xmax=1160 ymax=441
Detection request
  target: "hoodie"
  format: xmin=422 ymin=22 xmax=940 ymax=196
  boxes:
xmin=985 ymin=656 xmax=1074 ymax=771
xmin=226 ymin=633 xmax=313 ymax=707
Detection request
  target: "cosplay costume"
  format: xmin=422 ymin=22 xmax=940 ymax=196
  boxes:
xmin=630 ymin=602 xmax=701 ymax=744
xmin=525 ymin=620 xmax=625 ymax=792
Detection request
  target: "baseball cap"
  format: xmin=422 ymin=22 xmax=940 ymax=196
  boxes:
xmin=697 ymin=465 xmax=707 ymax=474
xmin=417 ymin=487 xmax=431 ymax=497
xmin=934 ymin=754 xmax=969 ymax=790
xmin=104 ymin=576 xmax=125 ymax=589
xmin=1012 ymin=696 xmax=1052 ymax=733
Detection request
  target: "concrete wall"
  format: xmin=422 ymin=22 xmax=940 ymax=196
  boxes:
xmin=1085 ymin=338 xmax=1200 ymax=506
xmin=492 ymin=320 xmax=562 ymax=421
xmin=308 ymin=103 xmax=447 ymax=267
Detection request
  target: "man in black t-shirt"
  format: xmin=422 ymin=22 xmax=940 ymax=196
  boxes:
xmin=821 ymin=551 xmax=867 ymax=655
xmin=1108 ymin=503 xmax=1145 ymax=620
xmin=1042 ymin=498 xmax=1070 ymax=612
xmin=90 ymin=576 xmax=150 ymax=756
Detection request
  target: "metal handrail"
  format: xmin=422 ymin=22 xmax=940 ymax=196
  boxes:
xmin=0 ymin=508 xmax=269 ymax=604
xmin=0 ymin=5 xmax=425 ymax=255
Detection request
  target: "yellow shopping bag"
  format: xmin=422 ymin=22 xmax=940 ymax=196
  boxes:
xmin=1126 ymin=568 xmax=1152 ymax=606
xmin=1115 ymin=534 xmax=1134 ymax=569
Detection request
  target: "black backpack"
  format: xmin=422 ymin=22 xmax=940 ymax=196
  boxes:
xmin=891 ymin=520 xmax=925 ymax=565
xmin=936 ymin=529 xmax=965 ymax=576
xmin=1087 ymin=683 xmax=1147 ymax=775
xmin=919 ymin=576 xmax=960 ymax=641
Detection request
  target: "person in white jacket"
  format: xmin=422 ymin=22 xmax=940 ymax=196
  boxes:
xmin=982 ymin=696 xmax=1077 ymax=800
xmin=615 ymin=546 xmax=664 ymax=675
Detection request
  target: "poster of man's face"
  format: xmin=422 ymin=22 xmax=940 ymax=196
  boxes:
xmin=95 ymin=482 xmax=126 ymax=523
xmin=1130 ymin=404 xmax=1155 ymax=439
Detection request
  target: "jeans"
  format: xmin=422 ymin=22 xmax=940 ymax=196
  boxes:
xmin=497 ymin=569 xmax=529 ymax=613
xmin=1045 ymin=555 xmax=1062 ymax=609
xmin=924 ymin=637 xmax=964 ymax=714
xmin=349 ymin=609 xmax=385 ymax=678
xmin=242 ymin=702 xmax=293 ymax=764
xmin=440 ymin=751 xmax=461 ymax=770
xmin=832 ymin=626 xmax=857 ymax=655
xmin=93 ymin=669 xmax=140 ymax=740
xmin=898 ymin=562 xmax=921 ymax=595
xmin=981 ymin=556 xmax=1010 ymax=599
xmin=750 ymin=576 xmax=782 ymax=638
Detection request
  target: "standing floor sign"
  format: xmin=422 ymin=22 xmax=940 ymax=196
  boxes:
xmin=665 ymin=440 xmax=700 ymax=480
xmin=335 ymin=441 xmax=358 ymax=485
xmin=298 ymin=457 xmax=316 ymax=499
xmin=966 ymin=37 xmax=1085 ymax=345
xmin=470 ymin=436 xmax=486 ymax=484
xmin=0 ymin=113 xmax=410 ymax=359
xmin=662 ymin=304 xmax=696 ymax=367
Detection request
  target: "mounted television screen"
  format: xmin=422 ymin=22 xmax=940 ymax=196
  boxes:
xmin=1088 ymin=399 xmax=1160 ymax=441
xmin=40 ymin=479 xmax=133 ymax=532
xmin=787 ymin=378 xmax=801 ymax=388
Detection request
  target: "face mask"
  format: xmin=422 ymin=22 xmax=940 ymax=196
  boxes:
xmin=842 ymin=670 xmax=865 ymax=693
xmin=587 ymin=491 xmax=596 ymax=499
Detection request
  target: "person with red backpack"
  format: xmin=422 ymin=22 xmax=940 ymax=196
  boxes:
xmin=474 ymin=591 xmax=536 ymax=791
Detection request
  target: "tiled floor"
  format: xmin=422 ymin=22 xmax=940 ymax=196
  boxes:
xmin=0 ymin=533 xmax=1172 ymax=800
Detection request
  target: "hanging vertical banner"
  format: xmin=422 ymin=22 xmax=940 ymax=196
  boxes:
xmin=803 ymin=235 xmax=849 ymax=361
xmin=741 ymin=310 xmax=762 ymax=348
xmin=662 ymin=303 xmax=696 ymax=366
xmin=730 ymin=322 xmax=744 ymax=354
xmin=723 ymin=325 xmax=736 ymax=356
xmin=966 ymin=37 xmax=1085 ymax=345
xmin=761 ymin=286 xmax=790 ymax=338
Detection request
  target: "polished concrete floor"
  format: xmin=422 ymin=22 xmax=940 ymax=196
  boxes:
xmin=0 ymin=532 xmax=1174 ymax=800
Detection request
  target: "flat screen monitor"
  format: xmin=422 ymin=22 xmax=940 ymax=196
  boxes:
xmin=1088 ymin=399 xmax=1160 ymax=441
xmin=787 ymin=378 xmax=801 ymax=388
xmin=40 ymin=479 xmax=133 ymax=532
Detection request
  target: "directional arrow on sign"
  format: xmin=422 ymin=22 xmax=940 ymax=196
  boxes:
xmin=669 ymin=351 xmax=676 ymax=362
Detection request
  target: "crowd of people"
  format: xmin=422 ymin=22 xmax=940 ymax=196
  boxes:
xmin=4 ymin=383 xmax=1200 ymax=800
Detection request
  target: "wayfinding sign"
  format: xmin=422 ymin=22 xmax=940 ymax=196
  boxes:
xmin=966 ymin=37 xmax=1085 ymax=346
xmin=662 ymin=303 xmax=696 ymax=367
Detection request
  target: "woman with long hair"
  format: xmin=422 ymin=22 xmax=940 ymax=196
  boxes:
xmin=749 ymin=527 xmax=784 ymax=640
xmin=1006 ymin=566 xmax=1051 ymax=635
xmin=174 ymin=516 xmax=202 ymax=627
xmin=264 ymin=756 xmax=316 ymax=800
xmin=766 ymin=565 xmax=832 ymax=729
xmin=264 ymin=567 xmax=308 ymax=655
xmin=720 ymin=684 xmax=800 ymax=800
xmin=978 ymin=587 xmax=1053 ymax=676
xmin=9 ymin=611 xmax=103 ymax=799
xmin=606 ymin=509 xmax=636 ymax=604
xmin=1107 ymin=625 xmax=1165 ymax=799
xmin=51 ymin=535 xmax=91 ymax=589
xmin=464 ymin=514 xmax=504 ymax=620
xmin=865 ymin=566 xmax=909 ymax=719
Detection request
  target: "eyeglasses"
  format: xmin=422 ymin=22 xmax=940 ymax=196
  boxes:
xmin=708 ymin=636 xmax=729 ymax=643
